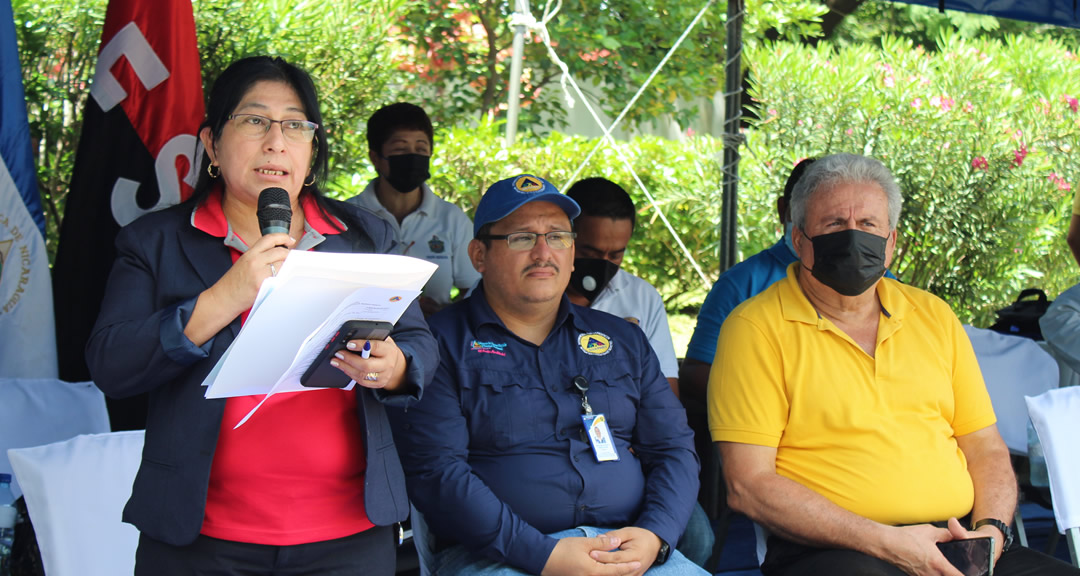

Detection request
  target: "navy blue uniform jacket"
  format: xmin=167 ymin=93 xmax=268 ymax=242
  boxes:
xmin=393 ymin=283 xmax=699 ymax=574
xmin=87 ymin=198 xmax=437 ymax=546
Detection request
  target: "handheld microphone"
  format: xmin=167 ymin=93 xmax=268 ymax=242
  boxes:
xmin=257 ymin=187 xmax=292 ymax=236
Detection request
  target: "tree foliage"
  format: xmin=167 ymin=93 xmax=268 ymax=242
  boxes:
xmin=13 ymin=0 xmax=404 ymax=262
xmin=391 ymin=0 xmax=826 ymax=129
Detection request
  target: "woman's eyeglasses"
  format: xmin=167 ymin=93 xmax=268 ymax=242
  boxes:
xmin=227 ymin=114 xmax=318 ymax=143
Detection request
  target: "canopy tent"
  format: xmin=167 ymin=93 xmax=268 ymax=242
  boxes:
xmin=891 ymin=0 xmax=1080 ymax=29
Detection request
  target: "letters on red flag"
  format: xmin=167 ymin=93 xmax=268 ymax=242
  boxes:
xmin=53 ymin=0 xmax=203 ymax=401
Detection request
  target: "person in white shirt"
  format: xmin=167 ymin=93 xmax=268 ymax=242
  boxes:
xmin=564 ymin=177 xmax=679 ymax=393
xmin=564 ymin=177 xmax=714 ymax=568
xmin=347 ymin=103 xmax=479 ymax=316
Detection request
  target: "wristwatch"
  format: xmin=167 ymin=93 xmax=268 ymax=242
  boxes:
xmin=654 ymin=537 xmax=671 ymax=565
xmin=972 ymin=518 xmax=1014 ymax=551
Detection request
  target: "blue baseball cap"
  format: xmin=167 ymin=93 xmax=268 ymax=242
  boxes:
xmin=473 ymin=174 xmax=581 ymax=236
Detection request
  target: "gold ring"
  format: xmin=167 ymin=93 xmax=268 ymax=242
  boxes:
xmin=364 ymin=372 xmax=379 ymax=381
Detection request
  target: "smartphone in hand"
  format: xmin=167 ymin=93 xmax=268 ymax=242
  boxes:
xmin=300 ymin=320 xmax=393 ymax=388
xmin=937 ymin=536 xmax=994 ymax=576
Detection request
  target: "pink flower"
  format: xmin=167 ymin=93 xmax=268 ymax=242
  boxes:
xmin=686 ymin=127 xmax=696 ymax=137
xmin=884 ymin=76 xmax=895 ymax=88
xmin=963 ymin=101 xmax=974 ymax=113
xmin=971 ymin=156 xmax=989 ymax=170
xmin=911 ymin=98 xmax=923 ymax=109
xmin=1065 ymin=95 xmax=1079 ymax=113
xmin=768 ymin=108 xmax=778 ymax=116
xmin=930 ymin=96 xmax=941 ymax=108
xmin=939 ymin=97 xmax=954 ymax=112
xmin=845 ymin=128 xmax=853 ymax=135
xmin=1013 ymin=144 xmax=1028 ymax=167
xmin=1049 ymin=172 xmax=1072 ymax=191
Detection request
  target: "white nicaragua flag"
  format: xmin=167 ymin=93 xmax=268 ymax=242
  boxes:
xmin=0 ymin=0 xmax=58 ymax=378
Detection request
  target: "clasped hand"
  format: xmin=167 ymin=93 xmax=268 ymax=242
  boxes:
xmin=541 ymin=527 xmax=661 ymax=576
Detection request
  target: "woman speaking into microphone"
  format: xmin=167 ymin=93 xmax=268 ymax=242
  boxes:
xmin=87 ymin=56 xmax=436 ymax=575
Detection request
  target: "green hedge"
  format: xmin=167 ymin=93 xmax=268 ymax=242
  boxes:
xmin=324 ymin=124 xmax=727 ymax=312
xmin=742 ymin=33 xmax=1080 ymax=325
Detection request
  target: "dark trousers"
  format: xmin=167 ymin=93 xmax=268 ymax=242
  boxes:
xmin=135 ymin=525 xmax=396 ymax=576
xmin=762 ymin=535 xmax=1080 ymax=576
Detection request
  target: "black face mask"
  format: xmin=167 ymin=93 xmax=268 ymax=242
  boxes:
xmin=569 ymin=258 xmax=620 ymax=304
xmin=805 ymin=229 xmax=888 ymax=296
xmin=383 ymin=153 xmax=431 ymax=193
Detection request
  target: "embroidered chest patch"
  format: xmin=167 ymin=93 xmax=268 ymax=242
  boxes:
xmin=578 ymin=332 xmax=613 ymax=356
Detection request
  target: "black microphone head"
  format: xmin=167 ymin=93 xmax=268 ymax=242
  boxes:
xmin=257 ymin=187 xmax=292 ymax=236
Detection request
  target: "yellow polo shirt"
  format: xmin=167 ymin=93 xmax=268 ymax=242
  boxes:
xmin=708 ymin=264 xmax=996 ymax=526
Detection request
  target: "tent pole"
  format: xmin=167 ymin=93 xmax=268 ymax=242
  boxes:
xmin=505 ymin=0 xmax=530 ymax=147
xmin=719 ymin=0 xmax=744 ymax=273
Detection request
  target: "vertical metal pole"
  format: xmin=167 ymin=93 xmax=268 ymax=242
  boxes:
xmin=505 ymin=0 xmax=529 ymax=147
xmin=718 ymin=0 xmax=743 ymax=273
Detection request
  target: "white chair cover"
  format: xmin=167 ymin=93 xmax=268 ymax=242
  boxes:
xmin=963 ymin=325 xmax=1059 ymax=454
xmin=8 ymin=431 xmax=144 ymax=576
xmin=1026 ymin=387 xmax=1080 ymax=535
xmin=0 ymin=378 xmax=110 ymax=498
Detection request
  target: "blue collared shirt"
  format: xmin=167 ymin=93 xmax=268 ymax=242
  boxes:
xmin=686 ymin=239 xmax=796 ymax=364
xmin=393 ymin=283 xmax=699 ymax=574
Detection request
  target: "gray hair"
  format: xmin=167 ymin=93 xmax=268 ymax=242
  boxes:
xmin=789 ymin=153 xmax=903 ymax=231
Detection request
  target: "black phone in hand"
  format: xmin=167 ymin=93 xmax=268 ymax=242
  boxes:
xmin=300 ymin=320 xmax=393 ymax=388
xmin=937 ymin=536 xmax=994 ymax=576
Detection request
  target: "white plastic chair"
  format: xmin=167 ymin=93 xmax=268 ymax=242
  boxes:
xmin=8 ymin=431 xmax=144 ymax=576
xmin=964 ymin=325 xmax=1059 ymax=548
xmin=0 ymin=378 xmax=110 ymax=498
xmin=964 ymin=326 xmax=1059 ymax=454
xmin=1026 ymin=386 xmax=1080 ymax=567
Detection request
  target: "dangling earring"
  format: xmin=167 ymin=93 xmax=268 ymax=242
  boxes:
xmin=304 ymin=173 xmax=316 ymax=187
xmin=207 ymin=164 xmax=220 ymax=178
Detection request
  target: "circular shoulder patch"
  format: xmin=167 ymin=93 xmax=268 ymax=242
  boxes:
xmin=514 ymin=175 xmax=545 ymax=193
xmin=578 ymin=332 xmax=613 ymax=356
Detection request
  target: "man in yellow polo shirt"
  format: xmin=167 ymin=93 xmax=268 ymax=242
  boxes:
xmin=709 ymin=153 xmax=1078 ymax=576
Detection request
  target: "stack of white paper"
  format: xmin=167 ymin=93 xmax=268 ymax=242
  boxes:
xmin=201 ymin=251 xmax=437 ymax=427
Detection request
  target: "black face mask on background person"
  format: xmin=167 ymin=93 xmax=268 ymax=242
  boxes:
xmin=804 ymin=228 xmax=888 ymax=296
xmin=383 ymin=153 xmax=431 ymax=193
xmin=569 ymin=258 xmax=620 ymax=304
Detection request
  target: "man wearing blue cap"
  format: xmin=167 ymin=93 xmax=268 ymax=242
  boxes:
xmin=392 ymin=174 xmax=704 ymax=576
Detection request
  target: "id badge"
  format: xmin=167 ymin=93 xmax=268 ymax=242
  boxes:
xmin=582 ymin=413 xmax=619 ymax=462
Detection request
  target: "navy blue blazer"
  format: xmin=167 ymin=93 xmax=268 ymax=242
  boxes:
xmin=87 ymin=197 xmax=437 ymax=546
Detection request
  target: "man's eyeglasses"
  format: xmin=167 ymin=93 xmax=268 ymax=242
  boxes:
xmin=227 ymin=114 xmax=319 ymax=143
xmin=477 ymin=231 xmax=576 ymax=251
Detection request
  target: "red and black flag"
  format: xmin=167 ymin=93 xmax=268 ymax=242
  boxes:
xmin=52 ymin=0 xmax=203 ymax=419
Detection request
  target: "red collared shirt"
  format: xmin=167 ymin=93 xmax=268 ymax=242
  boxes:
xmin=194 ymin=187 xmax=375 ymax=544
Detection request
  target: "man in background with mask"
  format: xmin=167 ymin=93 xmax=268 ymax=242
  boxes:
xmin=565 ymin=178 xmax=679 ymax=395
xmin=679 ymin=158 xmax=814 ymax=405
xmin=348 ymin=103 xmax=480 ymax=315
xmin=710 ymin=153 xmax=1076 ymax=576
xmin=564 ymin=177 xmax=714 ymax=568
